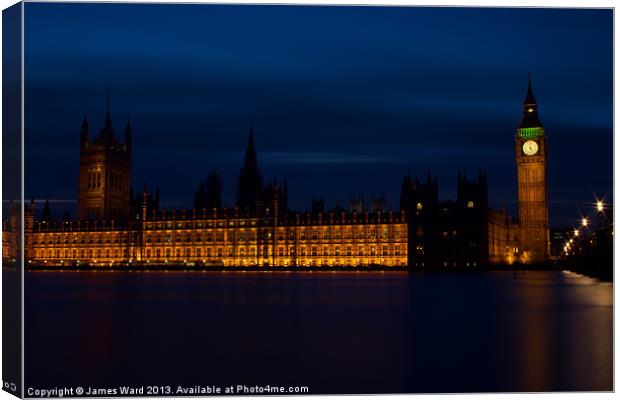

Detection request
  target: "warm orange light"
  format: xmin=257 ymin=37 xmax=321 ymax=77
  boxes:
xmin=582 ymin=218 xmax=588 ymax=227
xmin=597 ymin=201 xmax=604 ymax=212
xmin=574 ymin=229 xmax=579 ymax=237
xmin=21 ymin=219 xmax=409 ymax=268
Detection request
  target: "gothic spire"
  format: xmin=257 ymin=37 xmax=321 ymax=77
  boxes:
xmin=42 ymin=199 xmax=52 ymax=222
xmin=402 ymin=172 xmax=411 ymax=188
xmin=523 ymin=73 xmax=536 ymax=105
xmin=124 ymin=117 xmax=133 ymax=150
xmin=81 ymin=114 xmax=89 ymax=134
xmin=106 ymin=85 xmax=111 ymax=119
xmin=244 ymin=125 xmax=257 ymax=168
xmin=100 ymin=86 xmax=114 ymax=139
xmin=80 ymin=114 xmax=89 ymax=147
xmin=237 ymin=126 xmax=262 ymax=213
xmin=518 ymin=73 xmax=542 ymax=129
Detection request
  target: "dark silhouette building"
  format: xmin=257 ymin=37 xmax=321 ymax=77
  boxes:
xmin=195 ymin=170 xmax=223 ymax=211
xmin=400 ymin=171 xmax=505 ymax=268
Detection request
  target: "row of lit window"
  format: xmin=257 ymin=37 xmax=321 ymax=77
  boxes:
xmin=34 ymin=235 xmax=126 ymax=245
xmin=144 ymin=220 xmax=405 ymax=230
xmin=147 ymin=220 xmax=256 ymax=229
xmin=35 ymin=259 xmax=407 ymax=267
xmin=234 ymin=259 xmax=407 ymax=267
xmin=35 ymin=248 xmax=129 ymax=259
xmin=33 ymin=228 xmax=407 ymax=245
xmin=142 ymin=245 xmax=404 ymax=259
xmin=34 ymin=244 xmax=405 ymax=260
xmin=142 ymin=232 xmax=406 ymax=243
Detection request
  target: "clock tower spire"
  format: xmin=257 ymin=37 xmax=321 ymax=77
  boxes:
xmin=519 ymin=73 xmax=542 ymax=128
xmin=515 ymin=74 xmax=550 ymax=264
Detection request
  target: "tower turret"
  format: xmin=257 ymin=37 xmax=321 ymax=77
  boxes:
xmin=99 ymin=87 xmax=114 ymax=141
xmin=400 ymin=173 xmax=412 ymax=212
xmin=518 ymin=74 xmax=542 ymax=129
xmin=124 ymin=118 xmax=133 ymax=152
xmin=80 ymin=114 xmax=89 ymax=149
xmin=77 ymin=90 xmax=132 ymax=221
xmin=281 ymin=179 xmax=289 ymax=215
xmin=141 ymin=186 xmax=148 ymax=221
xmin=236 ymin=126 xmax=263 ymax=215
xmin=244 ymin=126 xmax=257 ymax=169
xmin=42 ymin=199 xmax=52 ymax=222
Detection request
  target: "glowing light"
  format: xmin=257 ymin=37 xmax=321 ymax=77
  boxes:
xmin=582 ymin=218 xmax=588 ymax=227
xmin=597 ymin=201 xmax=604 ymax=212
xmin=517 ymin=126 xmax=544 ymax=139
xmin=574 ymin=229 xmax=579 ymax=237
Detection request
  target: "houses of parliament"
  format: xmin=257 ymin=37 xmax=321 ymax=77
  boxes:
xmin=3 ymin=77 xmax=550 ymax=269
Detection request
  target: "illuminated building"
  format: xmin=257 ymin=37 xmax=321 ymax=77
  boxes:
xmin=12 ymin=120 xmax=408 ymax=268
xmin=515 ymin=75 xmax=550 ymax=263
xmin=3 ymin=199 xmax=36 ymax=266
xmin=26 ymin=203 xmax=408 ymax=268
xmin=77 ymin=93 xmax=132 ymax=221
xmin=3 ymin=76 xmax=549 ymax=268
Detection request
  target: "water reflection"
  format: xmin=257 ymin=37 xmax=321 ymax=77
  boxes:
xmin=512 ymin=274 xmax=554 ymax=391
xmin=25 ymin=270 xmax=612 ymax=393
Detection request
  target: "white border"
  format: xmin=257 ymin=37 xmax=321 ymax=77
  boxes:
xmin=0 ymin=2 xmax=616 ymax=400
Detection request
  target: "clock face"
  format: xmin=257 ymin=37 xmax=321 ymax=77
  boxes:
xmin=522 ymin=140 xmax=539 ymax=156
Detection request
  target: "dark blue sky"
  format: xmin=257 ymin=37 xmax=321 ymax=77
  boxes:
xmin=24 ymin=4 xmax=612 ymax=227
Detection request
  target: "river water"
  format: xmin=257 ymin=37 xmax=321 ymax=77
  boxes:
xmin=25 ymin=270 xmax=612 ymax=394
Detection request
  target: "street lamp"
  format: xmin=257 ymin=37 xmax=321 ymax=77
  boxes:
xmin=574 ymin=229 xmax=579 ymax=237
xmin=582 ymin=218 xmax=588 ymax=227
xmin=597 ymin=200 xmax=604 ymax=213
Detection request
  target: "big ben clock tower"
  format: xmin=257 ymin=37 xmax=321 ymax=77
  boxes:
xmin=515 ymin=74 xmax=550 ymax=264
